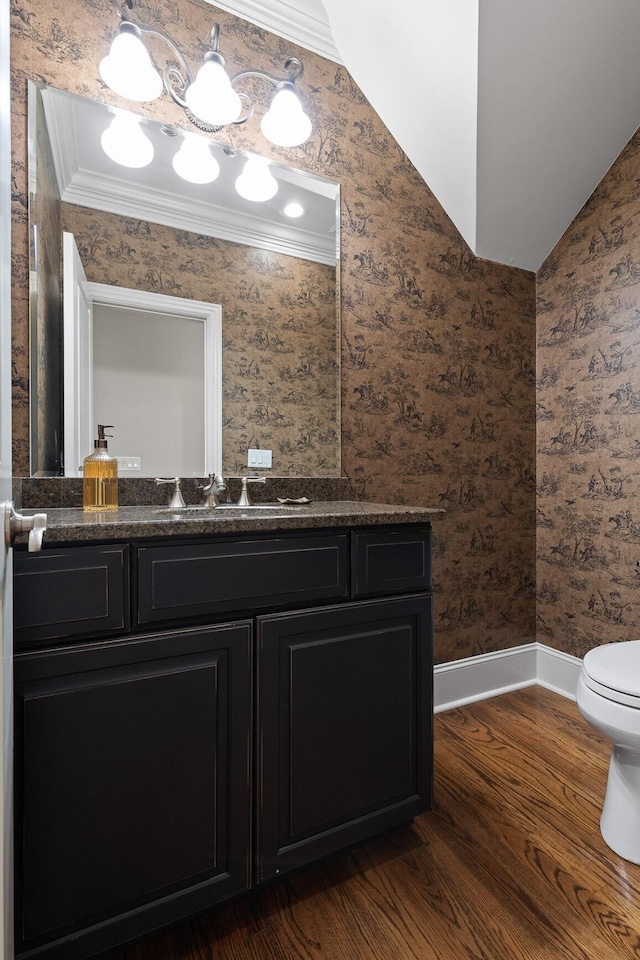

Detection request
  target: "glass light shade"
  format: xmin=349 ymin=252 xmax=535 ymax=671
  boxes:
xmin=101 ymin=113 xmax=154 ymax=168
xmin=172 ymin=136 xmax=220 ymax=184
xmin=284 ymin=201 xmax=305 ymax=218
xmin=99 ymin=30 xmax=163 ymax=102
xmin=261 ymin=87 xmax=312 ymax=147
xmin=235 ymin=157 xmax=278 ymax=202
xmin=185 ymin=59 xmax=242 ymax=127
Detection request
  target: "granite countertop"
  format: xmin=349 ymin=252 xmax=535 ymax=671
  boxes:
xmin=17 ymin=501 xmax=444 ymax=546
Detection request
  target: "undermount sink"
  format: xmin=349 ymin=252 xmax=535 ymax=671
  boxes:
xmin=217 ymin=503 xmax=296 ymax=510
xmin=155 ymin=503 xmax=296 ymax=514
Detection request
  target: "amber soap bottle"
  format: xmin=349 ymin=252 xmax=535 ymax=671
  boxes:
xmin=83 ymin=425 xmax=118 ymax=511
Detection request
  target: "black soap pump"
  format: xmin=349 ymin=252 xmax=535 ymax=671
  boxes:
xmin=83 ymin=425 xmax=118 ymax=511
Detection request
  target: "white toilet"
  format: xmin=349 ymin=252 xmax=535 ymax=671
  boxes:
xmin=577 ymin=640 xmax=640 ymax=864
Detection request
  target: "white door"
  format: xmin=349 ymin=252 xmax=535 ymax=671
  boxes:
xmin=0 ymin=0 xmax=15 ymax=953
xmin=0 ymin=3 xmax=46 ymax=955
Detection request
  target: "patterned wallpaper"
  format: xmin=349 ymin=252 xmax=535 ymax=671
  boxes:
xmin=10 ymin=0 xmax=537 ymax=664
xmin=61 ymin=203 xmax=339 ymax=477
xmin=537 ymin=130 xmax=640 ymax=659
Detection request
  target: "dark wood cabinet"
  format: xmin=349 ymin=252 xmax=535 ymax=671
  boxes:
xmin=256 ymin=595 xmax=432 ymax=882
xmin=14 ymin=545 xmax=129 ymax=649
xmin=14 ymin=623 xmax=252 ymax=960
xmin=13 ymin=522 xmax=433 ymax=960
xmin=136 ymin=533 xmax=349 ymax=626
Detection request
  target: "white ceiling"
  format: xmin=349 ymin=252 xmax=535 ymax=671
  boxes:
xmin=209 ymin=0 xmax=640 ymax=272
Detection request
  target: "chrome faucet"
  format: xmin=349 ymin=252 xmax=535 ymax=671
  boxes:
xmin=198 ymin=473 xmax=227 ymax=508
xmin=237 ymin=474 xmax=266 ymax=506
xmin=154 ymin=477 xmax=185 ymax=509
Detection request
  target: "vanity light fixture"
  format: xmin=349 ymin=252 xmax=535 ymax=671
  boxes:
xmin=235 ymin=156 xmax=278 ymax=202
xmin=100 ymin=111 xmax=154 ymax=168
xmin=101 ymin=0 xmax=313 ymax=148
xmin=284 ymin=201 xmax=305 ymax=218
xmin=172 ymin=134 xmax=220 ymax=184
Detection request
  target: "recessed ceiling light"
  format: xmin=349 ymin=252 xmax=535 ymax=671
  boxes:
xmin=284 ymin=202 xmax=305 ymax=218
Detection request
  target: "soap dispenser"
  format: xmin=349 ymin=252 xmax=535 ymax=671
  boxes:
xmin=83 ymin=425 xmax=118 ymax=511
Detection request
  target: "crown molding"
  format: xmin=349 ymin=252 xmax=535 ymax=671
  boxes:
xmin=205 ymin=0 xmax=342 ymax=64
xmin=61 ymin=169 xmax=336 ymax=266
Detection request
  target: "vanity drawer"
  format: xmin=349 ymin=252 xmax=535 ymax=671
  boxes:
xmin=351 ymin=527 xmax=432 ymax=598
xmin=14 ymin=546 xmax=129 ymax=649
xmin=136 ymin=534 xmax=349 ymax=625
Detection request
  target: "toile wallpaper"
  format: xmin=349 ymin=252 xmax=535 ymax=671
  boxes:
xmin=537 ymin=130 xmax=640 ymax=659
xmin=11 ymin=0 xmax=537 ymax=665
xmin=61 ymin=203 xmax=339 ymax=477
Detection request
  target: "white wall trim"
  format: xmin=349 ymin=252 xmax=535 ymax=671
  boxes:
xmin=61 ymin=169 xmax=337 ymax=267
xmin=205 ymin=0 xmax=343 ymax=64
xmin=65 ymin=278 xmax=224 ymax=477
xmin=536 ymin=643 xmax=582 ymax=702
xmin=434 ymin=642 xmax=582 ymax=713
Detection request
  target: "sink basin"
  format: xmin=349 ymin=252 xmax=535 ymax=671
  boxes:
xmin=155 ymin=505 xmax=209 ymax=513
xmin=216 ymin=503 xmax=295 ymax=510
xmin=155 ymin=503 xmax=295 ymax=514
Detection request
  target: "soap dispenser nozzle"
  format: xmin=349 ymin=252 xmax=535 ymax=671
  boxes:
xmin=96 ymin=424 xmax=114 ymax=449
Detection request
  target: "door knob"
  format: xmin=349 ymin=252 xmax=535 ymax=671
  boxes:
xmin=3 ymin=503 xmax=47 ymax=552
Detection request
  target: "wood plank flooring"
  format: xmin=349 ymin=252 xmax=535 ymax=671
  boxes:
xmin=107 ymin=686 xmax=640 ymax=960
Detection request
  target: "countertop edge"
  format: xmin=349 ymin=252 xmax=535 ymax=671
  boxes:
xmin=15 ymin=502 xmax=446 ymax=545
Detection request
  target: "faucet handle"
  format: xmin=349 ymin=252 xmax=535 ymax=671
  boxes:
xmin=237 ymin=474 xmax=267 ymax=507
xmin=155 ymin=477 xmax=186 ymax=509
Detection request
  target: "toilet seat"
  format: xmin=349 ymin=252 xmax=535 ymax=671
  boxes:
xmin=582 ymin=640 xmax=640 ymax=708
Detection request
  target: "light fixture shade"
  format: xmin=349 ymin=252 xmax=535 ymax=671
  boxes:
xmin=172 ymin=135 xmax=220 ymax=184
xmin=99 ymin=28 xmax=163 ymax=102
xmin=235 ymin=157 xmax=278 ymax=202
xmin=101 ymin=113 xmax=154 ymax=168
xmin=261 ymin=87 xmax=312 ymax=147
xmin=185 ymin=59 xmax=242 ymax=127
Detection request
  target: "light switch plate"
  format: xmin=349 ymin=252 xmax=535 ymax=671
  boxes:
xmin=116 ymin=456 xmax=141 ymax=471
xmin=248 ymin=448 xmax=272 ymax=468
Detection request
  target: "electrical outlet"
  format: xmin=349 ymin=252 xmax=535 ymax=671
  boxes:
xmin=247 ymin=448 xmax=272 ymax=468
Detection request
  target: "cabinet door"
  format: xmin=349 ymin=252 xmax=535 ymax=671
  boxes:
xmin=14 ymin=623 xmax=252 ymax=960
xmin=256 ymin=595 xmax=432 ymax=882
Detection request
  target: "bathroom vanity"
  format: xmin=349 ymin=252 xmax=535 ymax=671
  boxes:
xmin=12 ymin=502 xmax=438 ymax=960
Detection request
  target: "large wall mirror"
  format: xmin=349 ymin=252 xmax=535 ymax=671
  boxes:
xmin=28 ymin=82 xmax=341 ymax=479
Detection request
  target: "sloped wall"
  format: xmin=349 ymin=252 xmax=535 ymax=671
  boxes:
xmin=10 ymin=0 xmax=536 ymax=663
xmin=537 ymin=129 xmax=640 ymax=658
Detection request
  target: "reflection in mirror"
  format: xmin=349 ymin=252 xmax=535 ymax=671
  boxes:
xmin=28 ymin=82 xmax=341 ymax=479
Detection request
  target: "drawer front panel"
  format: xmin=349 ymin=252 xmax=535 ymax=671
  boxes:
xmin=14 ymin=547 xmax=129 ymax=648
xmin=352 ymin=527 xmax=432 ymax=597
xmin=137 ymin=534 xmax=349 ymax=625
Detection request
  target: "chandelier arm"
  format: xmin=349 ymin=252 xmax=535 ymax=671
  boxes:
xmin=230 ymin=56 xmax=305 ymax=89
xmin=135 ymin=21 xmax=195 ymax=90
xmin=108 ymin=0 xmax=133 ymax=19
xmin=164 ymin=66 xmax=190 ymax=107
xmin=230 ymin=92 xmax=254 ymax=126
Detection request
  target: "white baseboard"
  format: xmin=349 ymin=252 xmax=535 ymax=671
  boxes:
xmin=536 ymin=643 xmax=582 ymax=701
xmin=434 ymin=642 xmax=582 ymax=713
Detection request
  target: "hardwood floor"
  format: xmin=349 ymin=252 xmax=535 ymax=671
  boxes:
xmin=107 ymin=686 xmax=640 ymax=960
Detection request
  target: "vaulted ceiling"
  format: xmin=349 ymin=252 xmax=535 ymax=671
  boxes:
xmin=211 ymin=0 xmax=640 ymax=272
